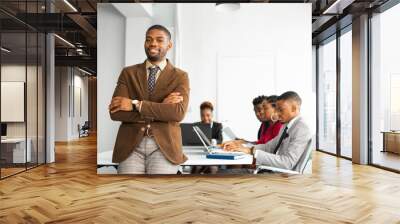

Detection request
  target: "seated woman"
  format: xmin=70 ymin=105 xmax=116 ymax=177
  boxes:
xmin=225 ymin=95 xmax=270 ymax=146
xmin=223 ymin=95 xmax=283 ymax=150
xmin=193 ymin=101 xmax=223 ymax=143
xmin=192 ymin=101 xmax=222 ymax=174
xmin=256 ymin=95 xmax=282 ymax=144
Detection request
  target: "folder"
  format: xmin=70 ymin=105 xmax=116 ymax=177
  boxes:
xmin=206 ymin=153 xmax=246 ymax=160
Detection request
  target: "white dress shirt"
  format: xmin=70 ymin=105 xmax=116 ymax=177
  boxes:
xmin=145 ymin=59 xmax=167 ymax=82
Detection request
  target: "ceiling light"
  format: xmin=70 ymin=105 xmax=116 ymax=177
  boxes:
xmin=1 ymin=47 xmax=11 ymax=53
xmin=63 ymin=0 xmax=78 ymax=12
xmin=54 ymin=34 xmax=75 ymax=48
xmin=78 ymin=67 xmax=93 ymax=76
xmin=216 ymin=3 xmax=240 ymax=12
xmin=323 ymin=0 xmax=354 ymax=15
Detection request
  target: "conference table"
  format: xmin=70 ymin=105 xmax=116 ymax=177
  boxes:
xmin=1 ymin=138 xmax=32 ymax=164
xmin=97 ymin=145 xmax=253 ymax=174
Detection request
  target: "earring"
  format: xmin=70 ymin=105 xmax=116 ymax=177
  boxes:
xmin=271 ymin=113 xmax=278 ymax=122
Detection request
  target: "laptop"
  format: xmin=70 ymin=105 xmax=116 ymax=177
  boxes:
xmin=1 ymin=123 xmax=7 ymax=140
xmin=222 ymin=126 xmax=254 ymax=148
xmin=222 ymin=127 xmax=238 ymax=141
xmin=181 ymin=123 xmax=212 ymax=146
xmin=193 ymin=126 xmax=245 ymax=156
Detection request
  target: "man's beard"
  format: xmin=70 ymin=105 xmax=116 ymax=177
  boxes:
xmin=145 ymin=49 xmax=163 ymax=62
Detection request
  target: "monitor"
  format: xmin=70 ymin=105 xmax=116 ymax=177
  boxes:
xmin=181 ymin=123 xmax=212 ymax=146
xmin=1 ymin=123 xmax=7 ymax=137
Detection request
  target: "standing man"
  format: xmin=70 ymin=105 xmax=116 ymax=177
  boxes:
xmin=109 ymin=25 xmax=190 ymax=174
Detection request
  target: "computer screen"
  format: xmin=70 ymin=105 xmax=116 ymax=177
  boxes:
xmin=181 ymin=123 xmax=212 ymax=146
xmin=1 ymin=123 xmax=7 ymax=137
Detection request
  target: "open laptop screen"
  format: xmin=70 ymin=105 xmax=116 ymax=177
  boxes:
xmin=181 ymin=123 xmax=212 ymax=146
xmin=193 ymin=126 xmax=212 ymax=146
xmin=1 ymin=123 xmax=7 ymax=137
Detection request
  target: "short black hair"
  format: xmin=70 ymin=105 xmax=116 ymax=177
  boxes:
xmin=277 ymin=91 xmax=302 ymax=105
xmin=200 ymin=101 xmax=214 ymax=112
xmin=146 ymin=24 xmax=171 ymax=40
xmin=266 ymin=95 xmax=278 ymax=108
xmin=252 ymin=95 xmax=268 ymax=106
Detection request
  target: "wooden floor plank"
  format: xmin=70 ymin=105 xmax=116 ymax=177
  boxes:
xmin=1 ymin=134 xmax=400 ymax=223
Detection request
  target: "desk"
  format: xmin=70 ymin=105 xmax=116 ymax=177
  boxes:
xmin=97 ymin=146 xmax=253 ymax=174
xmin=381 ymin=131 xmax=400 ymax=154
xmin=1 ymin=138 xmax=32 ymax=163
xmin=181 ymin=146 xmax=253 ymax=166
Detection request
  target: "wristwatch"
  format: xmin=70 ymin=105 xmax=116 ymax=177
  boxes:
xmin=131 ymin=99 xmax=139 ymax=111
xmin=250 ymin=146 xmax=255 ymax=155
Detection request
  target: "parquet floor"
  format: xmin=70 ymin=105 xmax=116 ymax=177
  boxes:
xmin=0 ymin=167 xmax=26 ymax=177
xmin=1 ymin=134 xmax=400 ymax=223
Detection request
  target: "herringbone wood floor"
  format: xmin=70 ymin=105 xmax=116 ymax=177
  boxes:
xmin=1 ymin=134 xmax=400 ymax=224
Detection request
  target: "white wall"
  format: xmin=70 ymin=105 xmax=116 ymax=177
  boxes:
xmin=125 ymin=17 xmax=151 ymax=66
xmin=178 ymin=4 xmax=314 ymax=140
xmin=123 ymin=3 xmax=176 ymax=66
xmin=72 ymin=72 xmax=89 ymax=138
xmin=73 ymin=73 xmax=89 ymax=137
xmin=54 ymin=67 xmax=89 ymax=141
xmin=97 ymin=3 xmax=126 ymax=156
xmin=97 ymin=3 xmax=315 ymax=159
xmin=55 ymin=67 xmax=69 ymax=141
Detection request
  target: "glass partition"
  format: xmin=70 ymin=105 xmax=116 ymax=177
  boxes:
xmin=0 ymin=1 xmax=46 ymax=179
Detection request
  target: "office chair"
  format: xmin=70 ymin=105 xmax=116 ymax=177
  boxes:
xmin=79 ymin=121 xmax=90 ymax=138
xmin=253 ymin=139 xmax=313 ymax=175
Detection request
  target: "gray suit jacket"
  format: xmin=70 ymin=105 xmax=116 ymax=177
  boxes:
xmin=254 ymin=116 xmax=312 ymax=170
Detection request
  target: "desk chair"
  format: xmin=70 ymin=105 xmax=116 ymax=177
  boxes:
xmin=78 ymin=121 xmax=90 ymax=138
xmin=253 ymin=139 xmax=313 ymax=175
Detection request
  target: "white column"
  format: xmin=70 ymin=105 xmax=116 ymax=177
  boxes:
xmin=46 ymin=32 xmax=55 ymax=163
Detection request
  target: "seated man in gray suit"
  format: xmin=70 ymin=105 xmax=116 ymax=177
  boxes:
xmin=225 ymin=91 xmax=311 ymax=170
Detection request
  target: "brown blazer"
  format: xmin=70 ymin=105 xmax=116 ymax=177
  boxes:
xmin=110 ymin=60 xmax=190 ymax=165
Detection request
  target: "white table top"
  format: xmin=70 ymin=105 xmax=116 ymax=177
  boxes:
xmin=1 ymin=138 xmax=28 ymax=143
xmin=98 ymin=150 xmax=116 ymax=165
xmin=181 ymin=146 xmax=253 ymax=165
xmin=98 ymin=146 xmax=253 ymax=166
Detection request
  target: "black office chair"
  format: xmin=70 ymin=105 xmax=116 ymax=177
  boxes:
xmin=78 ymin=121 xmax=90 ymax=138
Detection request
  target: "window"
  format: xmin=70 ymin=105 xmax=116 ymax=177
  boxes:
xmin=339 ymin=29 xmax=352 ymax=158
xmin=370 ymin=3 xmax=400 ymax=171
xmin=318 ymin=37 xmax=337 ymax=155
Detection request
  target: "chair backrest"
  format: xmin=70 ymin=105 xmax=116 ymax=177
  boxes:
xmin=82 ymin=121 xmax=90 ymax=129
xmin=292 ymin=138 xmax=313 ymax=173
